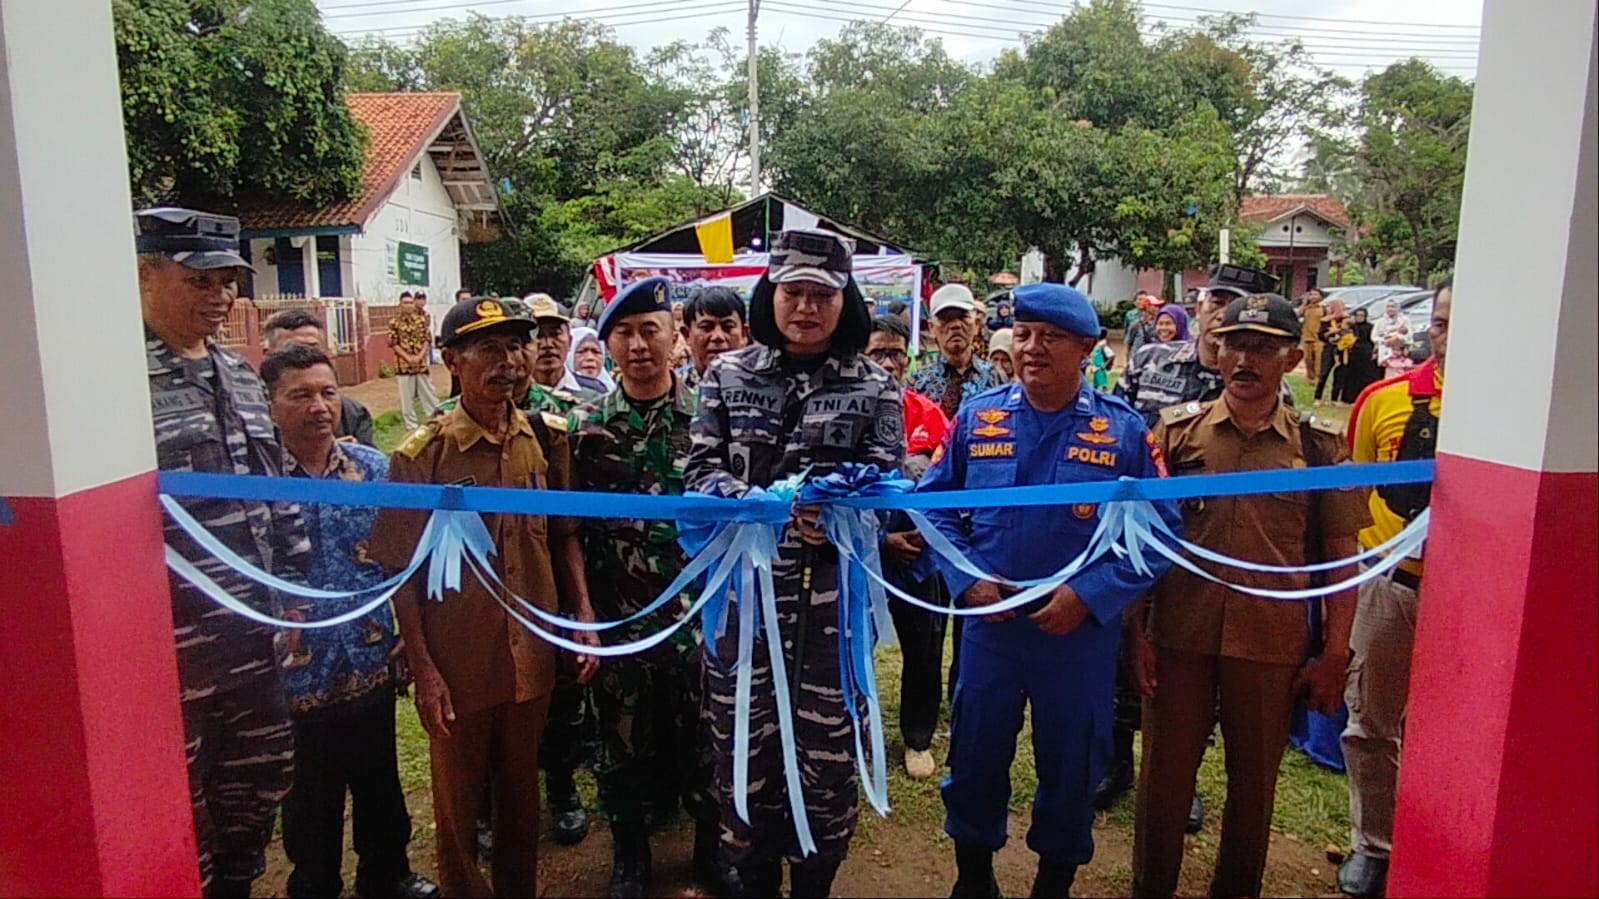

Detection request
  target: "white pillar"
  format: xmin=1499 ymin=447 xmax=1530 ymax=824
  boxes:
xmin=301 ymin=234 xmax=321 ymax=298
xmin=1391 ymin=1 xmax=1597 ymax=896
xmin=0 ymin=0 xmax=198 ymax=895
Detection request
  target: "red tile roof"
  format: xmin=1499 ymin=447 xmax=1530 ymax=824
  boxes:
xmin=1238 ymin=194 xmax=1352 ymax=229
xmin=235 ymin=92 xmax=463 ymax=234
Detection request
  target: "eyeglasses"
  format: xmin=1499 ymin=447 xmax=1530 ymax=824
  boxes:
xmin=866 ymin=348 xmax=909 ymax=363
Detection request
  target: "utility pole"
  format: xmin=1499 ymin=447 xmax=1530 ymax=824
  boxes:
xmin=746 ymin=0 xmax=761 ymax=197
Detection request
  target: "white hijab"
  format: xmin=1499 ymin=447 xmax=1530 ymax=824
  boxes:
xmin=566 ymin=326 xmax=616 ymax=391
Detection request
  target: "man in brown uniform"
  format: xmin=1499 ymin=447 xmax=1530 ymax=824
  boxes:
xmin=370 ymin=297 xmax=599 ymax=898
xmin=1128 ymin=294 xmax=1372 ymax=898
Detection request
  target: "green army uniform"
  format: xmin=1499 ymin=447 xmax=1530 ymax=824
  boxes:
xmin=569 ymin=375 xmax=715 ymax=833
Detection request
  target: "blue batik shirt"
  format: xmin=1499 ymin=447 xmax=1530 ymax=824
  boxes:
xmin=280 ymin=441 xmax=397 ymax=716
xmin=909 ymin=354 xmax=1002 ymax=419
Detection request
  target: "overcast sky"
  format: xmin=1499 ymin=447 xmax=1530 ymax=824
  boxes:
xmin=314 ymin=0 xmax=1483 ymax=81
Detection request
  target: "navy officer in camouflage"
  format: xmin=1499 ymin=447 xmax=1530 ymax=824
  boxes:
xmin=685 ymin=229 xmax=905 ymax=898
xmin=569 ymin=276 xmax=739 ymax=898
xmin=138 ymin=206 xmax=311 ymax=898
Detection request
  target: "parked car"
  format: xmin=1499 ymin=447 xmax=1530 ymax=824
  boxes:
xmin=1324 ymin=284 xmax=1423 ymax=311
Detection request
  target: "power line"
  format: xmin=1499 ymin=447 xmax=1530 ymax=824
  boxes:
xmin=1136 ymin=0 xmax=1478 ymax=31
xmin=320 ymin=0 xmax=540 ymax=15
xmin=763 ymin=0 xmax=1480 ymax=50
xmin=759 ymin=2 xmax=1474 ymax=72
xmin=324 ymin=0 xmax=706 ymax=22
xmin=880 ymin=0 xmax=916 ymax=24
xmin=335 ymin=4 xmax=743 ymax=40
xmin=770 ymin=0 xmax=1477 ymax=56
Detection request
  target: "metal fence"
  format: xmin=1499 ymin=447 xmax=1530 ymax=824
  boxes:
xmin=213 ymin=296 xmax=400 ymax=386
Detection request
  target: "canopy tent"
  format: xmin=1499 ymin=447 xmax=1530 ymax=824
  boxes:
xmin=619 ymin=192 xmax=911 ymax=257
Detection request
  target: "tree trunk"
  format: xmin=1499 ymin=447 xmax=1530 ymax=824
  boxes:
xmin=1063 ymin=241 xmax=1092 ymax=286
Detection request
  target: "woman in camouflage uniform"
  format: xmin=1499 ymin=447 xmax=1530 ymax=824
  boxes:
xmin=685 ymin=230 xmax=905 ymax=897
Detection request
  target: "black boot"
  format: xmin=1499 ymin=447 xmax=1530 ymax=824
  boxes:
xmin=608 ymin=820 xmax=652 ymax=899
xmin=1029 ymin=860 xmax=1077 ymax=898
xmin=951 ymin=843 xmax=1002 ymax=898
xmin=692 ymin=820 xmax=743 ymax=897
xmin=736 ymin=859 xmax=783 ymax=898
xmin=790 ymin=857 xmax=841 ymax=899
xmin=1093 ymin=759 xmax=1135 ymax=811
xmin=547 ymin=773 xmax=590 ymax=846
xmin=1337 ymin=852 xmax=1389 ymax=898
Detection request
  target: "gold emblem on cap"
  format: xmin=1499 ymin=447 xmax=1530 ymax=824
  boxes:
xmin=476 ymin=300 xmax=504 ymax=320
xmin=654 ymin=282 xmax=667 ymax=304
xmin=1247 ymin=296 xmax=1270 ymax=309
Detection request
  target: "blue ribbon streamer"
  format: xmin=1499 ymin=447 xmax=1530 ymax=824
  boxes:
xmin=142 ymin=457 xmax=1443 ymax=865
xmin=155 ymin=460 xmax=1436 ymax=515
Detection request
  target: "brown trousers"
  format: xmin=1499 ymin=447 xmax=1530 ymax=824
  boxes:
xmin=1132 ymin=648 xmax=1299 ymax=899
xmin=1302 ymin=340 xmax=1324 ymax=383
xmin=429 ymin=695 xmax=551 ymax=898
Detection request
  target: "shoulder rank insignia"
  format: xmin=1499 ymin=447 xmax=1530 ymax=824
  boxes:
xmin=540 ymin=411 xmax=570 ymax=433
xmin=396 ymin=422 xmax=439 ymax=459
xmin=1308 ymin=415 xmax=1344 ymax=437
xmin=1160 ymin=401 xmax=1206 ymax=426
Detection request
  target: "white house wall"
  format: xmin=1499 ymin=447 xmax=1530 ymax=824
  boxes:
xmin=1257 ymin=213 xmax=1335 ymax=248
xmin=347 ymin=149 xmax=463 ymax=324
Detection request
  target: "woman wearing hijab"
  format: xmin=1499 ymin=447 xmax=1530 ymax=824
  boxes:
xmin=1153 ymin=304 xmax=1190 ymax=344
xmin=565 ymin=326 xmax=615 ymax=394
xmin=685 ymin=228 xmax=905 ymax=897
xmin=1339 ymin=307 xmax=1384 ymax=401
xmin=987 ymin=327 xmax=1015 ymax=382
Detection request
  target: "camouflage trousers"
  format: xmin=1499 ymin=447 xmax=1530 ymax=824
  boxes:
xmin=591 ymin=653 xmax=716 ymax=827
xmin=182 ymin=668 xmax=295 ymax=894
xmin=538 ymin=652 xmax=595 ymax=785
xmin=704 ymin=550 xmax=864 ymax=867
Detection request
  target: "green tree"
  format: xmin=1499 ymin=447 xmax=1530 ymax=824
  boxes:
xmin=1306 ymin=60 xmax=1471 ymax=283
xmin=114 ymin=0 xmax=368 ymax=206
xmin=348 ymin=15 xmax=726 ymax=295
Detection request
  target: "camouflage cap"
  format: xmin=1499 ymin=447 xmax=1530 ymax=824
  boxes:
xmin=135 ymin=207 xmax=254 ymax=271
xmin=767 ymin=228 xmax=854 ymax=289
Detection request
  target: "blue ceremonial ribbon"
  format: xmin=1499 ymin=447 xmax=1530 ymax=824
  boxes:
xmin=1125 ymin=505 xmax=1431 ymax=600
xmin=161 ymin=495 xmax=444 ymax=629
xmin=803 ymin=464 xmax=909 ymax=820
xmin=0 ymin=497 xmax=12 ymax=527
xmin=158 ymin=460 xmax=1435 ymax=514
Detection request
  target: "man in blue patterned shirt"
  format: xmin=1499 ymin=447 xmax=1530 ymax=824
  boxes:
xmin=263 ymin=345 xmax=437 ymax=899
xmin=910 ymin=283 xmax=1002 ymax=420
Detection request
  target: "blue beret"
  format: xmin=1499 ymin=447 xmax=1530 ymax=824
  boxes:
xmin=1011 ymin=283 xmax=1099 ymax=337
xmin=598 ymin=276 xmax=673 ymax=340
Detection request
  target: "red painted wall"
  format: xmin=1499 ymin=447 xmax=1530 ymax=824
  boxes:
xmin=0 ymin=473 xmax=198 ymax=897
xmin=1390 ymin=453 xmax=1598 ymax=898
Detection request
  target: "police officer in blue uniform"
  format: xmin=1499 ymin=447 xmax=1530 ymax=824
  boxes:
xmin=918 ymin=283 xmax=1183 ymax=898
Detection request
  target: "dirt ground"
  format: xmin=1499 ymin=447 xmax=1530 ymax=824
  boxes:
xmin=253 ymin=786 xmax=1340 ymax=898
xmin=342 ymin=366 xmax=448 ymax=419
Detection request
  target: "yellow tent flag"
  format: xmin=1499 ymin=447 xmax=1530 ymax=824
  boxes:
xmin=695 ymin=213 xmax=735 ymax=264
